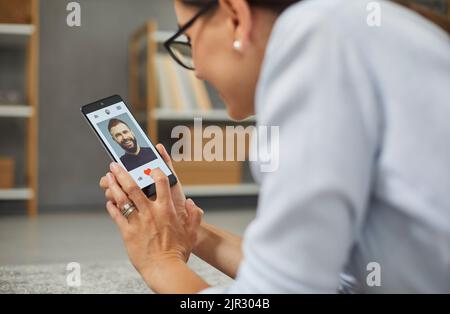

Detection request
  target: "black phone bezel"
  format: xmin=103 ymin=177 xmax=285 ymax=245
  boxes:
xmin=80 ymin=94 xmax=178 ymax=197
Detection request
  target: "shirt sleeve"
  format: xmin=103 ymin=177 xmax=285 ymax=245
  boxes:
xmin=200 ymin=4 xmax=381 ymax=294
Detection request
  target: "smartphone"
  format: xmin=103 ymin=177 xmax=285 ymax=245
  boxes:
xmin=81 ymin=95 xmax=177 ymax=197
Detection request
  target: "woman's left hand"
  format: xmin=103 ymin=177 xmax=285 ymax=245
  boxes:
xmin=104 ymin=162 xmax=203 ymax=281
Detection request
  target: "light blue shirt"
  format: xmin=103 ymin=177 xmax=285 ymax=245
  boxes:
xmin=202 ymin=0 xmax=450 ymax=293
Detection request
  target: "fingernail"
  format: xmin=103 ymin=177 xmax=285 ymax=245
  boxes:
xmin=187 ymin=198 xmax=203 ymax=214
xmin=110 ymin=162 xmax=119 ymax=172
xmin=107 ymin=172 xmax=113 ymax=183
xmin=150 ymin=167 xmax=160 ymax=178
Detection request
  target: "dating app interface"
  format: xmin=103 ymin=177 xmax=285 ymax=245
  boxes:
xmin=86 ymin=101 xmax=171 ymax=189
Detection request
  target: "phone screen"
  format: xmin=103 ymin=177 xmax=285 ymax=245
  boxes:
xmin=84 ymin=98 xmax=173 ymax=190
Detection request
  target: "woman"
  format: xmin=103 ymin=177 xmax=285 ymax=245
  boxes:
xmin=100 ymin=0 xmax=450 ymax=293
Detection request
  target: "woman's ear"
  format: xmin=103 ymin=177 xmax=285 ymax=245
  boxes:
xmin=218 ymin=0 xmax=252 ymax=51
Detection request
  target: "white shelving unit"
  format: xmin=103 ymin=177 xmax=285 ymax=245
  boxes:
xmin=0 ymin=24 xmax=35 ymax=46
xmin=0 ymin=23 xmax=35 ymax=35
xmin=0 ymin=104 xmax=34 ymax=117
xmin=0 ymin=188 xmax=33 ymax=200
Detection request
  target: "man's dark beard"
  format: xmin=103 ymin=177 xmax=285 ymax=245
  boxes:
xmin=120 ymin=137 xmax=138 ymax=154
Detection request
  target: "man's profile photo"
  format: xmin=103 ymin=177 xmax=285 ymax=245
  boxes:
xmin=107 ymin=118 xmax=157 ymax=171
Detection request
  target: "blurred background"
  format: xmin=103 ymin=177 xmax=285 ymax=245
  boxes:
xmin=0 ymin=0 xmax=448 ymax=293
xmin=0 ymin=1 xmax=259 ymax=292
xmin=0 ymin=0 xmax=258 ymax=216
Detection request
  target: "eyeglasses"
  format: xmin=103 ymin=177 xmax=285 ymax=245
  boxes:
xmin=164 ymin=0 xmax=298 ymax=70
xmin=164 ymin=1 xmax=217 ymax=71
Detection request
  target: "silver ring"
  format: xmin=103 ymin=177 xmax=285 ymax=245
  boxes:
xmin=122 ymin=206 xmax=135 ymax=218
xmin=121 ymin=202 xmax=135 ymax=218
xmin=122 ymin=202 xmax=134 ymax=212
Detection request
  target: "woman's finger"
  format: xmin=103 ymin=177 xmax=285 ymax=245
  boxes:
xmin=99 ymin=175 xmax=108 ymax=190
xmin=107 ymin=173 xmax=140 ymax=223
xmin=110 ymin=162 xmax=149 ymax=210
xmin=151 ymin=168 xmax=174 ymax=208
xmin=185 ymin=198 xmax=203 ymax=232
xmin=156 ymin=144 xmax=176 ymax=174
xmin=156 ymin=143 xmax=185 ymax=195
xmin=107 ymin=172 xmax=131 ymax=208
xmin=106 ymin=200 xmax=128 ymax=234
xmin=105 ymin=188 xmax=115 ymax=203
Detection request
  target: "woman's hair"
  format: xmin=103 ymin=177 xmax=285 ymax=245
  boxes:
xmin=182 ymin=0 xmax=298 ymax=13
xmin=181 ymin=0 xmax=450 ymax=35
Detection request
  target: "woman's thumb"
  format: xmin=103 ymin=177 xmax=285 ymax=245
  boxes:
xmin=185 ymin=198 xmax=203 ymax=227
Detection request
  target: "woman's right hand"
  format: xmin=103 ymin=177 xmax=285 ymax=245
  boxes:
xmin=99 ymin=143 xmax=201 ymax=226
xmin=99 ymin=147 xmax=245 ymax=278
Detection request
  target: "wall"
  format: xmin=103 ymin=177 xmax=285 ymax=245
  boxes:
xmin=34 ymin=0 xmax=176 ymax=210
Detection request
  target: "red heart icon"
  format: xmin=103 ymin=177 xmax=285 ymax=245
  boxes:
xmin=144 ymin=168 xmax=152 ymax=176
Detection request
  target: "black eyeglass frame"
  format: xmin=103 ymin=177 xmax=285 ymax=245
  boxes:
xmin=163 ymin=1 xmax=217 ymax=70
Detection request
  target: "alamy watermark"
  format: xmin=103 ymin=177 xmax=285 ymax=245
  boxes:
xmin=66 ymin=2 xmax=81 ymax=27
xmin=367 ymin=2 xmax=382 ymax=27
xmin=366 ymin=262 xmax=381 ymax=287
xmin=171 ymin=118 xmax=279 ymax=173
xmin=66 ymin=262 xmax=81 ymax=287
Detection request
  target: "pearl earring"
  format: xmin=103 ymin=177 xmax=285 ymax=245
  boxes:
xmin=233 ymin=40 xmax=242 ymax=51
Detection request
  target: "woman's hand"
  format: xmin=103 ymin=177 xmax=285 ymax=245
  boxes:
xmin=105 ymin=161 xmax=203 ymax=284
xmin=99 ymin=144 xmax=188 ymax=221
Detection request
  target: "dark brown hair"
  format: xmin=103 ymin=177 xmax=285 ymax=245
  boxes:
xmin=183 ymin=0 xmax=298 ymax=13
xmin=107 ymin=118 xmax=130 ymax=133
xmin=181 ymin=0 xmax=450 ymax=35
